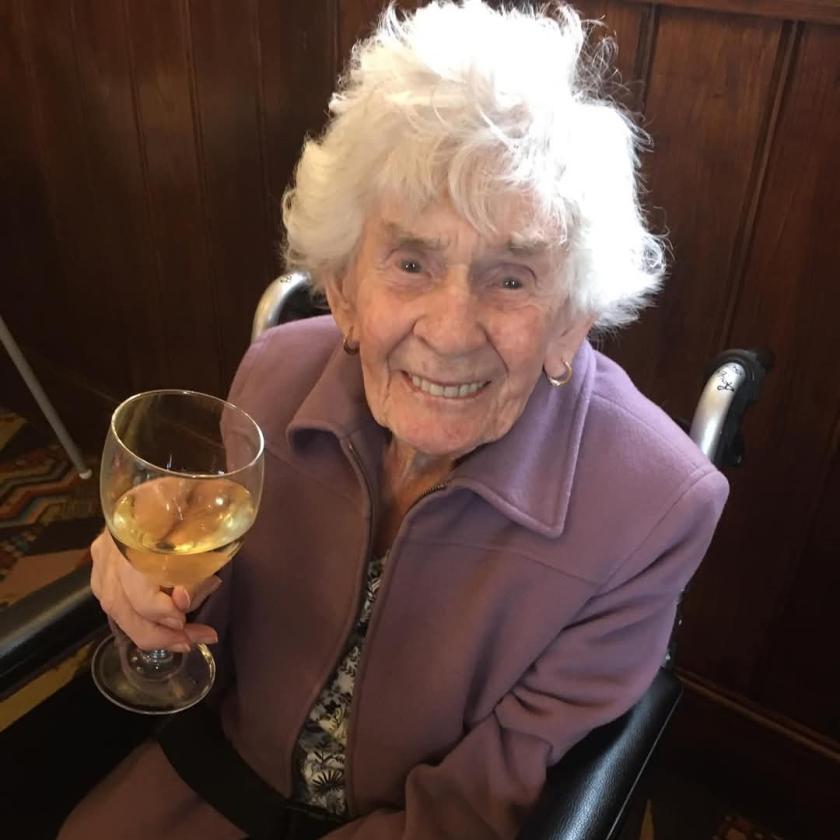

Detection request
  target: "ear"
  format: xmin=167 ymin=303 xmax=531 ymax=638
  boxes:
xmin=323 ymin=267 xmax=357 ymax=339
xmin=544 ymin=313 xmax=595 ymax=379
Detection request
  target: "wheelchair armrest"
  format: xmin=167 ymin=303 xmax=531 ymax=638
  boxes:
xmin=518 ymin=668 xmax=682 ymax=840
xmin=0 ymin=565 xmax=105 ymax=700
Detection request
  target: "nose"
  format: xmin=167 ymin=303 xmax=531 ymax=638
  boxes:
xmin=413 ymin=269 xmax=487 ymax=357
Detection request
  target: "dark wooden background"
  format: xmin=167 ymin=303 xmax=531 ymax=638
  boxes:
xmin=2 ymin=0 xmax=838 ymax=830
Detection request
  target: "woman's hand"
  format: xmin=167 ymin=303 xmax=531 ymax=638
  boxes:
xmin=89 ymin=530 xmax=221 ymax=653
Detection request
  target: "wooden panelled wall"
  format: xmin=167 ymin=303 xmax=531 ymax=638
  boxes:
xmin=1 ymin=0 xmax=838 ymax=828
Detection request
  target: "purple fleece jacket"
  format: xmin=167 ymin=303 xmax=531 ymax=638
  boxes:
xmin=60 ymin=316 xmax=728 ymax=839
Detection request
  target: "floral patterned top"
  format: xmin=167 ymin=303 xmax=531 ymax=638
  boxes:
xmin=292 ymin=554 xmax=387 ymax=816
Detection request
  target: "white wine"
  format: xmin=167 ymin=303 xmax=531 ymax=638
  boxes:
xmin=110 ymin=476 xmax=256 ymax=588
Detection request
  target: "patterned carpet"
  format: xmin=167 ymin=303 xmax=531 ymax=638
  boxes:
xmin=0 ymin=407 xmax=101 ymax=609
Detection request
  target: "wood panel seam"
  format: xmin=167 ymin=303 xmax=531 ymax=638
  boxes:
xmin=250 ymin=0 xmax=277 ymax=285
xmin=635 ymin=2 xmax=661 ymax=114
xmin=181 ymin=0 xmax=226 ymax=387
xmin=718 ymin=21 xmax=802 ymax=353
xmin=14 ymin=0 xmax=60 ymax=290
xmin=68 ymin=0 xmax=143 ymax=390
xmin=332 ymin=0 xmax=341 ymax=77
xmin=121 ymin=0 xmax=171 ymax=385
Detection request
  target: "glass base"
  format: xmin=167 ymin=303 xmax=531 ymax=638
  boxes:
xmin=91 ymin=634 xmax=216 ymax=715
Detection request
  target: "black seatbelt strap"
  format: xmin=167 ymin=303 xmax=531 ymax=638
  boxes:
xmin=157 ymin=704 xmax=343 ymax=839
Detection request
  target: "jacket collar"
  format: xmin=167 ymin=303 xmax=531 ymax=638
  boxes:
xmin=287 ymin=338 xmax=594 ymax=539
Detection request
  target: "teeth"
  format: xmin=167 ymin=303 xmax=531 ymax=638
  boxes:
xmin=409 ymin=374 xmax=486 ymax=398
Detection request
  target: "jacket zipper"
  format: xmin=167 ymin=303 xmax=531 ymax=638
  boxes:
xmin=343 ymin=474 xmax=448 ymax=817
xmin=286 ymin=439 xmax=374 ymax=802
xmin=414 ymin=482 xmax=447 ymax=502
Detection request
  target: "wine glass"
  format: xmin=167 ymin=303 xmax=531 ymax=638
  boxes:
xmin=90 ymin=389 xmax=264 ymax=714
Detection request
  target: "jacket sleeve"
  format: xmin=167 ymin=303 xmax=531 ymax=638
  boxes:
xmin=326 ymin=467 xmax=729 ymax=839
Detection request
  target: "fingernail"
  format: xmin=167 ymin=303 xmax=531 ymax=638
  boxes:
xmin=178 ymin=587 xmax=191 ymax=610
xmin=198 ymin=632 xmax=218 ymax=645
xmin=172 ymin=643 xmax=191 ymax=654
xmin=163 ymin=617 xmax=185 ymax=630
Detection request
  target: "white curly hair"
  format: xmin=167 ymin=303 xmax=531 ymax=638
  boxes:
xmin=282 ymin=0 xmax=664 ymax=333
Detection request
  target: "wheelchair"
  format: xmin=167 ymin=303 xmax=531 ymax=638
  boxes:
xmin=0 ymin=273 xmax=771 ymax=840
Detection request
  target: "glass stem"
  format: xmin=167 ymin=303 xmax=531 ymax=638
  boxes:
xmin=122 ymin=639 xmax=185 ymax=683
xmin=137 ymin=648 xmax=177 ymax=671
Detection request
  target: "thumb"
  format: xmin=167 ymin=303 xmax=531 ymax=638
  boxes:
xmin=183 ymin=575 xmax=223 ymax=613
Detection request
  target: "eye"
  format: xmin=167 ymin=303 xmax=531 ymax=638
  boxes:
xmin=501 ymin=276 xmax=523 ymax=290
xmin=399 ymin=258 xmax=423 ymax=274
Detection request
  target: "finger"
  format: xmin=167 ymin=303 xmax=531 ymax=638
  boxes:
xmin=171 ymin=574 xmax=221 ymax=614
xmin=117 ymin=554 xmax=187 ymax=628
xmin=186 ymin=575 xmax=223 ymax=613
xmin=128 ymin=476 xmax=191 ymax=543
xmin=89 ymin=529 xmax=113 ymax=599
xmin=183 ymin=623 xmax=219 ymax=646
xmin=91 ymin=530 xmax=133 ymax=600
xmin=90 ymin=548 xmax=103 ymax=598
xmin=91 ymin=531 xmax=187 ymax=630
xmin=171 ymin=585 xmax=191 ymax=613
xmin=93 ymin=537 xmax=128 ymax=616
xmin=166 ymin=479 xmax=230 ymax=546
xmin=102 ymin=562 xmax=190 ymax=651
xmin=113 ymin=599 xmax=193 ymax=652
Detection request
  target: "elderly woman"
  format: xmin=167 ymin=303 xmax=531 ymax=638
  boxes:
xmin=60 ymin=2 xmax=728 ymax=839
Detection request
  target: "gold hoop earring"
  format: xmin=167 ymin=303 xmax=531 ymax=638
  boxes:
xmin=342 ymin=334 xmax=360 ymax=355
xmin=544 ymin=360 xmax=572 ymax=387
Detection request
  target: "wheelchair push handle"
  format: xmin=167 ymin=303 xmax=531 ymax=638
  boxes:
xmin=689 ymin=348 xmax=774 ymax=468
xmin=251 ymin=272 xmax=328 ymax=343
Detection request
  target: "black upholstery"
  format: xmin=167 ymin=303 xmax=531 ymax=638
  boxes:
xmin=0 ymin=565 xmax=105 ymax=700
xmin=518 ymin=669 xmax=682 ymax=840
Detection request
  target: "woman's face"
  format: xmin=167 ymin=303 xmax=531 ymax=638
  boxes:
xmin=329 ymin=197 xmax=592 ymax=460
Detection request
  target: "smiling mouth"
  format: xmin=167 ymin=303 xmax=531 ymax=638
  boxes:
xmin=404 ymin=372 xmax=490 ymax=399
